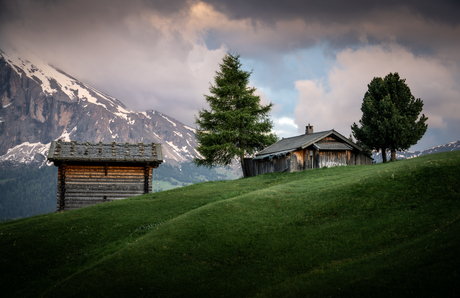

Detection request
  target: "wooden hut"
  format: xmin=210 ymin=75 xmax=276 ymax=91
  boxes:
xmin=244 ymin=125 xmax=373 ymax=177
xmin=47 ymin=140 xmax=163 ymax=211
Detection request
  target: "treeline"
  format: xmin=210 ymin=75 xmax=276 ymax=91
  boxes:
xmin=152 ymin=162 xmax=229 ymax=184
xmin=0 ymin=165 xmax=57 ymax=221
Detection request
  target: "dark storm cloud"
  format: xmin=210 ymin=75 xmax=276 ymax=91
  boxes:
xmin=204 ymin=0 xmax=460 ymax=26
xmin=194 ymin=0 xmax=460 ymax=62
xmin=0 ymin=0 xmax=193 ymax=39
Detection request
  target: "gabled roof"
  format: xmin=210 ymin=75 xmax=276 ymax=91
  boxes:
xmin=254 ymin=129 xmax=361 ymax=158
xmin=47 ymin=140 xmax=163 ymax=164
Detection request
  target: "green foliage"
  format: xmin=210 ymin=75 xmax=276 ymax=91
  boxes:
xmin=1 ymin=151 xmax=460 ymax=297
xmin=352 ymin=73 xmax=428 ymax=162
xmin=0 ymin=165 xmax=57 ymax=220
xmin=194 ymin=53 xmax=277 ymax=176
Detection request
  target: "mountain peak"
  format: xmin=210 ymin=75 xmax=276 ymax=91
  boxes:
xmin=0 ymin=49 xmax=198 ymax=167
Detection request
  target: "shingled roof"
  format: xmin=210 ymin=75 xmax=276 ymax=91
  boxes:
xmin=254 ymin=129 xmax=361 ymax=159
xmin=47 ymin=140 xmax=163 ymax=163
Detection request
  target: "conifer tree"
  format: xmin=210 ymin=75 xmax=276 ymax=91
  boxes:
xmin=352 ymin=73 xmax=428 ymax=162
xmin=193 ymin=53 xmax=277 ymax=176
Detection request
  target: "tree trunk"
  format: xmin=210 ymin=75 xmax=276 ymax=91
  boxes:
xmin=381 ymin=148 xmax=387 ymax=163
xmin=240 ymin=153 xmax=247 ymax=177
xmin=391 ymin=149 xmax=396 ymax=162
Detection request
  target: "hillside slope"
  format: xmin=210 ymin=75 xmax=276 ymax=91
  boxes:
xmin=1 ymin=151 xmax=459 ymax=297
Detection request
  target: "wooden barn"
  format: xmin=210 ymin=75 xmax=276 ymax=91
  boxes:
xmin=47 ymin=140 xmax=163 ymax=211
xmin=244 ymin=125 xmax=373 ymax=177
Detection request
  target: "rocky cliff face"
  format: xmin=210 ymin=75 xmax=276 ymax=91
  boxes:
xmin=0 ymin=49 xmax=200 ymax=167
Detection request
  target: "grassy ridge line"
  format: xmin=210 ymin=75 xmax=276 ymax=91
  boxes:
xmin=40 ymin=179 xmax=297 ymax=296
xmin=1 ymin=151 xmax=460 ymax=297
xmin=0 ymin=169 xmax=296 ymax=297
xmin=46 ymin=153 xmax=460 ymax=297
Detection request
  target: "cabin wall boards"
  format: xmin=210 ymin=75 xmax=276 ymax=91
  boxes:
xmin=48 ymin=141 xmax=163 ymax=211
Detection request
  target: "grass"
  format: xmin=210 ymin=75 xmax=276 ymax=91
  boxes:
xmin=151 ymin=179 xmax=189 ymax=192
xmin=1 ymin=151 xmax=460 ymax=297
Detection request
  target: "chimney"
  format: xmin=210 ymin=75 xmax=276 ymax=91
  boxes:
xmin=305 ymin=123 xmax=314 ymax=134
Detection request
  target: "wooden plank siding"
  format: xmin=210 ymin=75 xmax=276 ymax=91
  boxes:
xmin=245 ymin=147 xmax=373 ymax=177
xmin=56 ymin=163 xmax=154 ymax=211
xmin=248 ymin=129 xmax=373 ymax=177
xmin=48 ymin=141 xmax=163 ymax=211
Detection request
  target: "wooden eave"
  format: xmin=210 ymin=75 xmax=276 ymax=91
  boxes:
xmin=47 ymin=140 xmax=163 ymax=165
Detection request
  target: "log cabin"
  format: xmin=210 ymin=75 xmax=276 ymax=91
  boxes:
xmin=47 ymin=140 xmax=163 ymax=211
xmin=244 ymin=124 xmax=373 ymax=177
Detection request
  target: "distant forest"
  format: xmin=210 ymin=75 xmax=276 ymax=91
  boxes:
xmin=0 ymin=162 xmax=235 ymax=221
xmin=0 ymin=164 xmax=57 ymax=221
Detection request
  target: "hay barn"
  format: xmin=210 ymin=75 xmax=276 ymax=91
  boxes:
xmin=47 ymin=140 xmax=163 ymax=211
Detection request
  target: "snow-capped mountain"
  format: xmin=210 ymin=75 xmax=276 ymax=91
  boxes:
xmin=371 ymin=141 xmax=460 ymax=163
xmin=0 ymin=48 xmax=200 ymax=167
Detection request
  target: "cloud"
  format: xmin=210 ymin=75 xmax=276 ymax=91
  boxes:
xmin=0 ymin=0 xmax=231 ymax=126
xmin=294 ymin=44 xmax=460 ymax=146
xmin=1 ymin=0 xmax=459 ymax=150
xmin=200 ymin=1 xmax=460 ymax=63
xmin=272 ymin=117 xmax=298 ymax=137
xmin=205 ymin=0 xmax=460 ymax=28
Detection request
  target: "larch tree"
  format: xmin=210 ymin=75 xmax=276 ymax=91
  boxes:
xmin=193 ymin=53 xmax=277 ymax=177
xmin=352 ymin=73 xmax=428 ymax=162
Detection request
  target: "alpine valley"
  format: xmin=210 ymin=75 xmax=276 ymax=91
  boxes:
xmin=1 ymin=48 xmax=458 ymax=221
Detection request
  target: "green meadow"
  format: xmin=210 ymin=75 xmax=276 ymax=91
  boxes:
xmin=1 ymin=151 xmax=459 ymax=297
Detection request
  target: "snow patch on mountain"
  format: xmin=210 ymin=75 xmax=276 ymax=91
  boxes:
xmin=139 ymin=111 xmax=151 ymax=119
xmin=59 ymin=127 xmax=78 ymax=142
xmin=161 ymin=115 xmax=177 ymax=127
xmin=184 ymin=125 xmax=196 ymax=133
xmin=0 ymin=142 xmax=50 ymax=166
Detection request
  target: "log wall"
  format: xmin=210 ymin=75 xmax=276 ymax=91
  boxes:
xmin=57 ymin=163 xmax=154 ymax=211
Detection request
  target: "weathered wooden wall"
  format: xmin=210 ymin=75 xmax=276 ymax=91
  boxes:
xmin=246 ymin=148 xmax=373 ymax=177
xmin=57 ymin=163 xmax=154 ymax=211
xmin=244 ymin=156 xmax=290 ymax=177
xmin=317 ymin=150 xmax=348 ymax=168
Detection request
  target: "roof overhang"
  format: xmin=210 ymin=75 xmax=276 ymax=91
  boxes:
xmin=47 ymin=141 xmax=163 ymax=164
xmin=312 ymin=142 xmax=353 ymax=151
xmin=253 ymin=150 xmax=292 ymax=160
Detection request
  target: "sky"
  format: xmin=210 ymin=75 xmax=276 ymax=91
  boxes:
xmin=1 ymin=0 xmax=459 ymax=151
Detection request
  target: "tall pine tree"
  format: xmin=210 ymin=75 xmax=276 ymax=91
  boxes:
xmin=352 ymin=73 xmax=428 ymax=162
xmin=193 ymin=53 xmax=277 ymax=177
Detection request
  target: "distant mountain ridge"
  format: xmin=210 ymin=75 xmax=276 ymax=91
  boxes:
xmin=0 ymin=48 xmax=201 ymax=167
xmin=371 ymin=140 xmax=460 ymax=163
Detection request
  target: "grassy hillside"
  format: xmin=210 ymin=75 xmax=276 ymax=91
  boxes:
xmin=1 ymin=151 xmax=459 ymax=297
xmin=0 ymin=162 xmax=238 ymax=221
